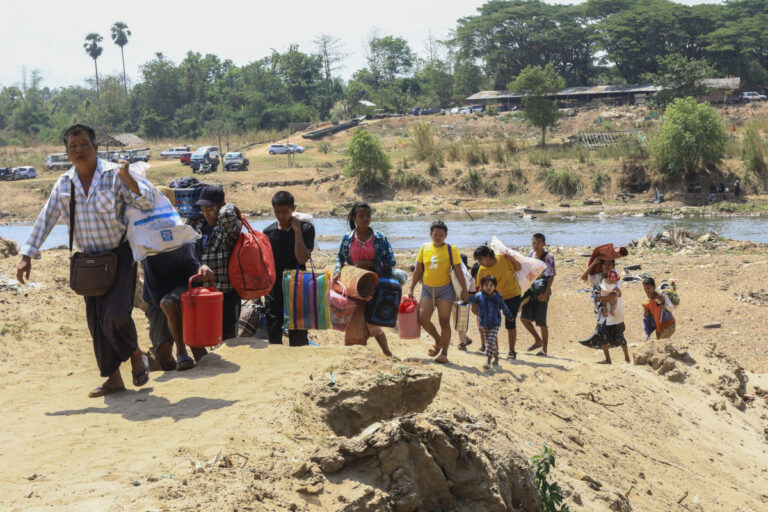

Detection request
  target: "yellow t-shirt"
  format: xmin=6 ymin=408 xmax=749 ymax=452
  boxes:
xmin=417 ymin=242 xmax=461 ymax=287
xmin=477 ymin=256 xmax=521 ymax=299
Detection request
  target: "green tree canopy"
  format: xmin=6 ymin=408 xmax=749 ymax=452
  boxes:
xmin=508 ymin=64 xmax=565 ymax=146
xmin=345 ymin=128 xmax=391 ymax=189
xmin=644 ymin=54 xmax=715 ymax=108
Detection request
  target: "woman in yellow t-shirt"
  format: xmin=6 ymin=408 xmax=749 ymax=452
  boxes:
xmin=407 ymin=220 xmax=468 ymax=363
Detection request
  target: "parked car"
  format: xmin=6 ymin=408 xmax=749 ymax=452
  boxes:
xmin=459 ymin=106 xmax=471 ymax=114
xmin=180 ymin=151 xmax=193 ymax=166
xmin=742 ymin=92 xmax=767 ymax=102
xmin=44 ymin=153 xmax=72 ymax=170
xmin=419 ymin=108 xmax=441 ymax=115
xmin=0 ymin=167 xmax=13 ymax=181
xmin=160 ymin=146 xmax=193 ymax=158
xmin=195 ymin=146 xmax=221 ymax=160
xmin=449 ymin=107 xmax=460 ymax=114
xmin=469 ymin=104 xmax=485 ymax=113
xmin=224 ymin=152 xmax=250 ymax=171
xmin=190 ymin=150 xmax=219 ymax=172
xmin=11 ymin=166 xmax=37 ymax=180
xmin=285 ymin=143 xmax=305 ymax=154
xmin=268 ymin=143 xmax=304 ymax=155
xmin=410 ymin=108 xmax=421 ymax=116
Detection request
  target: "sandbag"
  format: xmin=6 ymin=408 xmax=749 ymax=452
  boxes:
xmin=489 ymin=236 xmax=547 ymax=294
xmin=339 ymin=265 xmax=379 ymax=300
xmin=124 ymin=166 xmax=200 ymax=262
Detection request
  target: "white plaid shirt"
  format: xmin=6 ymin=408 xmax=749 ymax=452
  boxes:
xmin=21 ymin=159 xmax=154 ymax=258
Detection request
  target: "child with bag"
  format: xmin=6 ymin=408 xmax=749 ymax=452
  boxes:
xmin=467 ymin=275 xmax=516 ymax=370
xmin=642 ymin=277 xmax=676 ymax=340
xmin=333 ymin=202 xmax=396 ymax=357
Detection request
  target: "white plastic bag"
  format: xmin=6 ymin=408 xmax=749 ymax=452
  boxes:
xmin=450 ymin=261 xmax=472 ymax=298
xmin=124 ymin=176 xmax=200 ymax=261
xmin=489 ymin=236 xmax=547 ymax=294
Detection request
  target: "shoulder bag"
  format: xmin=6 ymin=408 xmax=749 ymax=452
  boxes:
xmin=68 ymin=181 xmax=120 ymax=296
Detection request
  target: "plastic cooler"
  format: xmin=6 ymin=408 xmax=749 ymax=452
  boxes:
xmin=173 ymin=188 xmax=203 ymax=218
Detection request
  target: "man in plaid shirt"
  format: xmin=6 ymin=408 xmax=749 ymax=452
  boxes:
xmin=16 ymin=124 xmax=155 ymax=398
xmin=187 ymin=185 xmax=243 ymax=341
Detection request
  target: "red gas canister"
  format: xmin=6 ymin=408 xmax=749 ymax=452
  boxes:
xmin=181 ymin=273 xmax=223 ymax=347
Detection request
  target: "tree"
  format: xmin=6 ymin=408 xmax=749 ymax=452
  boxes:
xmin=653 ymin=97 xmax=727 ymax=177
xmin=314 ymin=34 xmax=347 ymax=116
xmin=83 ymin=33 xmax=104 ymax=94
xmin=345 ymin=129 xmax=391 ymax=189
xmin=508 ymin=64 xmax=565 ymax=146
xmin=110 ymin=22 xmax=132 ymax=94
xmin=644 ymin=54 xmax=715 ymax=108
xmin=366 ymin=34 xmax=415 ymax=86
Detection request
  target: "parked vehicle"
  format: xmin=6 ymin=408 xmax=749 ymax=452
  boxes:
xmin=268 ymin=144 xmax=294 ymax=155
xmin=11 ymin=166 xmax=37 ymax=180
xmin=109 ymin=148 xmax=151 ymax=163
xmin=160 ymin=146 xmax=193 ymax=158
xmin=195 ymin=146 xmax=220 ymax=160
xmin=449 ymin=107 xmax=460 ymax=114
xmin=45 ymin=153 xmax=72 ymax=170
xmin=285 ymin=143 xmax=305 ymax=153
xmin=224 ymin=152 xmax=250 ymax=171
xmin=180 ymin=151 xmax=193 ymax=166
xmin=469 ymin=104 xmax=485 ymax=113
xmin=190 ymin=150 xmax=219 ymax=172
xmin=742 ymin=92 xmax=767 ymax=102
xmin=194 ymin=162 xmax=216 ymax=174
xmin=459 ymin=106 xmax=471 ymax=114
xmin=0 ymin=167 xmax=13 ymax=181
xmin=410 ymin=108 xmax=421 ymax=116
xmin=419 ymin=108 xmax=441 ymax=115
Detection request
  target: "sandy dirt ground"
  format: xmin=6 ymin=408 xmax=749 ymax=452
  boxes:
xmin=1 ymin=239 xmax=768 ymax=511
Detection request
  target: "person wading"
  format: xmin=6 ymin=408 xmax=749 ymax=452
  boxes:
xmin=17 ymin=124 xmax=154 ymax=397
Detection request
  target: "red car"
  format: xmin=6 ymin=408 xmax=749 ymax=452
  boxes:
xmin=180 ymin=151 xmax=192 ymax=166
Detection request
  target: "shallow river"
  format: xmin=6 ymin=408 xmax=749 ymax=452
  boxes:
xmin=2 ymin=212 xmax=766 ymax=252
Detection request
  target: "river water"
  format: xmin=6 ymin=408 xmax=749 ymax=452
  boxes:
xmin=2 ymin=212 xmax=766 ymax=252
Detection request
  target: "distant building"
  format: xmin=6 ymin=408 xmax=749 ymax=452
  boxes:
xmin=467 ymin=77 xmax=740 ymax=107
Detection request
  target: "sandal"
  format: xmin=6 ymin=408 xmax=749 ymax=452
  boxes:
xmin=507 ymin=350 xmax=517 ymax=360
xmin=428 ymin=346 xmax=440 ymax=357
xmin=527 ymin=343 xmax=543 ymax=351
xmin=132 ymin=355 xmax=150 ymax=387
xmin=88 ymin=383 xmax=126 ymax=398
xmin=435 ymin=355 xmax=449 ymax=364
xmin=458 ymin=343 xmax=467 ymax=351
xmin=479 ymin=345 xmax=486 ymax=353
xmin=482 ymin=363 xmax=491 ymax=370
xmin=176 ymin=354 xmax=195 ymax=372
xmin=535 ymin=350 xmax=547 ymax=357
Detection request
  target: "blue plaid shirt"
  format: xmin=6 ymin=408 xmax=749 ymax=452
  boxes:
xmin=334 ymin=229 xmax=396 ymax=275
xmin=21 ymin=159 xmax=154 ymax=258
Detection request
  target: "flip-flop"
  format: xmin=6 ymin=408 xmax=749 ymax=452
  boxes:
xmin=527 ymin=343 xmax=543 ymax=351
xmin=458 ymin=343 xmax=467 ymax=351
xmin=535 ymin=351 xmax=547 ymax=357
xmin=428 ymin=347 xmax=439 ymax=357
xmin=88 ymin=383 xmax=126 ymax=398
xmin=132 ymin=355 xmax=150 ymax=387
xmin=435 ymin=355 xmax=449 ymax=364
xmin=176 ymin=354 xmax=195 ymax=372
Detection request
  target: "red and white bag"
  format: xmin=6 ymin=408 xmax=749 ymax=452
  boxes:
xmin=329 ymin=282 xmax=357 ymax=332
xmin=228 ymin=216 xmax=276 ymax=299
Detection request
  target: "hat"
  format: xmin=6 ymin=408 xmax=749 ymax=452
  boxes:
xmin=195 ymin=184 xmax=225 ymax=207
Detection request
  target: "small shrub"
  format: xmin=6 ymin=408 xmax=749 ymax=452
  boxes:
xmin=458 ymin=169 xmax=483 ymax=194
xmin=345 ymin=129 xmax=391 ymax=189
xmin=532 ymin=445 xmax=570 ymax=512
xmin=392 ymin=170 xmax=431 ymax=192
xmin=318 ymin=141 xmax=332 ymax=154
xmin=591 ymin=171 xmax=611 ymax=194
xmin=505 ymin=178 xmax=519 ymax=194
xmin=504 ymin=135 xmax=519 ymax=155
xmin=411 ymin=122 xmax=437 ymax=161
xmin=544 ymin=169 xmax=583 ymax=197
xmin=491 ymin=143 xmax=506 ymax=164
xmin=484 ymin=179 xmax=499 ymax=196
xmin=465 ymin=140 xmax=483 ymax=166
xmin=575 ymin=146 xmax=589 ymax=163
xmin=446 ymin=141 xmax=462 ymax=162
xmin=528 ymin=151 xmax=552 ymax=167
xmin=743 ymin=122 xmax=767 ymax=178
xmin=508 ymin=164 xmax=525 ymax=181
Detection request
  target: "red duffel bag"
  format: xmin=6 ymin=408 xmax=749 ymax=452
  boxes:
xmin=228 ymin=216 xmax=276 ymax=299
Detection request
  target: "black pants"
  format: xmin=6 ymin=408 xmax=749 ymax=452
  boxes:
xmin=85 ymin=242 xmax=139 ymax=377
xmin=222 ymin=289 xmax=242 ymax=341
xmin=264 ymin=281 xmax=308 ymax=346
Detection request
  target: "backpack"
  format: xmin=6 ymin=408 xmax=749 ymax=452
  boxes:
xmin=228 ymin=216 xmax=276 ymax=299
xmin=365 ymin=277 xmax=402 ymax=327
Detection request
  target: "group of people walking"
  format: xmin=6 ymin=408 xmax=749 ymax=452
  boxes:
xmin=16 ymin=123 xmax=677 ymax=397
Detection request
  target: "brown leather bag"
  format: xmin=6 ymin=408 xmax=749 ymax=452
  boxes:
xmin=68 ymin=181 xmax=119 ymax=296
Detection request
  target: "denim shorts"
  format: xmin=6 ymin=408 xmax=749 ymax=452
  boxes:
xmin=421 ymin=283 xmax=456 ymax=302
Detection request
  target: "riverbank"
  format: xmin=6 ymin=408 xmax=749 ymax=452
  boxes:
xmin=1 ymin=240 xmax=768 ymax=511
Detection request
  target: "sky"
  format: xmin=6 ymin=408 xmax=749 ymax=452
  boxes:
xmin=1 ymin=0 xmax=722 ymax=91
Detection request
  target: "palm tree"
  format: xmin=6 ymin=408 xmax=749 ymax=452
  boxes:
xmin=110 ymin=22 xmax=131 ymax=93
xmin=83 ymin=33 xmax=104 ymax=94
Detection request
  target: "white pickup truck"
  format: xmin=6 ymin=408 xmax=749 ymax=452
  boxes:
xmin=160 ymin=146 xmax=193 ymax=159
xmin=44 ymin=153 xmax=72 ymax=170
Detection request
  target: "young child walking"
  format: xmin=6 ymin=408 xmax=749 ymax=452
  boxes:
xmin=467 ymin=275 xmax=516 ymax=370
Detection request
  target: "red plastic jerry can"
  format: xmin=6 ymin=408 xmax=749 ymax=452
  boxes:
xmin=181 ymin=273 xmax=223 ymax=347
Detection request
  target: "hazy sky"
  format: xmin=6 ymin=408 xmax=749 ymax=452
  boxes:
xmin=1 ymin=0 xmax=722 ymax=90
